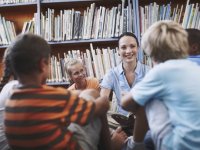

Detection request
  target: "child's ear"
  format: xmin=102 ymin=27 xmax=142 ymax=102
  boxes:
xmin=68 ymin=75 xmax=74 ymax=85
xmin=193 ymin=44 xmax=198 ymax=52
xmin=39 ymin=58 xmax=49 ymax=73
xmin=189 ymin=44 xmax=198 ymax=55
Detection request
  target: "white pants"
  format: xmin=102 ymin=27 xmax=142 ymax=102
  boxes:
xmin=0 ymin=110 xmax=9 ymax=150
xmin=68 ymin=118 xmax=101 ymax=150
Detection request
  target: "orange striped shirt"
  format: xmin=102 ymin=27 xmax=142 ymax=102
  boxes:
xmin=4 ymin=85 xmax=95 ymax=150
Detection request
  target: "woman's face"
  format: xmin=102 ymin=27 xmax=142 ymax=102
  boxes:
xmin=69 ymin=63 xmax=86 ymax=84
xmin=118 ymin=35 xmax=138 ymax=63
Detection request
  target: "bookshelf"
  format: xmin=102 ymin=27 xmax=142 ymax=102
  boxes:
xmin=48 ymin=38 xmax=118 ymax=45
xmin=46 ymin=81 xmax=70 ymax=88
xmin=0 ymin=0 xmax=199 ymax=87
xmin=0 ymin=1 xmax=37 ymax=81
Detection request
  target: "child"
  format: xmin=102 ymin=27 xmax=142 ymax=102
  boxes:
xmin=122 ymin=21 xmax=200 ymax=149
xmin=66 ymin=58 xmax=100 ymax=91
xmin=4 ymin=33 xmax=110 ymax=150
xmin=186 ymin=28 xmax=200 ymax=65
xmin=0 ymin=48 xmax=18 ymax=150
xmin=66 ymin=58 xmax=128 ymax=150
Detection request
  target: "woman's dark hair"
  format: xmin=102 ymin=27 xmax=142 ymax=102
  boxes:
xmin=118 ymin=32 xmax=139 ymax=46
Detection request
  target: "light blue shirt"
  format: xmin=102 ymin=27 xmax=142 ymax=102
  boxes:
xmin=188 ymin=55 xmax=200 ymax=65
xmin=101 ymin=61 xmax=149 ymax=116
xmin=131 ymin=59 xmax=200 ymax=149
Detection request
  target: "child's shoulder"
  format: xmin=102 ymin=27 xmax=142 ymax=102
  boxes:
xmin=42 ymin=85 xmax=68 ymax=94
xmin=87 ymin=77 xmax=99 ymax=82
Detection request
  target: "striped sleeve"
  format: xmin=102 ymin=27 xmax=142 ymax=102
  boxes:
xmin=63 ymin=91 xmax=95 ymax=125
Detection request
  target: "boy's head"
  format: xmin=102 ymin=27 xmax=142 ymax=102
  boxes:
xmin=185 ymin=28 xmax=200 ymax=56
xmin=142 ymin=20 xmax=188 ymax=63
xmin=7 ymin=33 xmax=51 ymax=82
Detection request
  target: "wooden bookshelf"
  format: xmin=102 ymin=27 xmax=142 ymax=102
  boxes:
xmin=0 ymin=2 xmax=37 ymax=78
xmin=139 ymin=0 xmax=200 ymax=6
xmin=0 ymin=2 xmax=37 ymax=7
xmin=46 ymin=81 xmax=70 ymax=88
xmin=48 ymin=38 xmax=118 ymax=45
xmin=49 ymin=38 xmax=118 ymax=55
xmin=0 ymin=45 xmax=8 ymax=49
xmin=0 ymin=0 xmax=199 ymax=87
xmin=41 ymin=0 xmax=121 ymax=6
xmin=0 ymin=4 xmax=37 ymax=34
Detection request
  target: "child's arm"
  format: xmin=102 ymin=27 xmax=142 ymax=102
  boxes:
xmin=79 ymin=89 xmax=111 ymax=150
xmin=98 ymin=114 xmax=112 ymax=150
xmin=100 ymin=88 xmax=111 ymax=101
xmin=121 ymin=92 xmax=140 ymax=113
xmin=79 ymin=89 xmax=109 ymax=118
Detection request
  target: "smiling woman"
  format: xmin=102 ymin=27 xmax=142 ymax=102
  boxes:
xmin=100 ymin=32 xmax=148 ymax=117
xmin=118 ymin=32 xmax=139 ymax=65
xmin=100 ymin=32 xmax=150 ymax=149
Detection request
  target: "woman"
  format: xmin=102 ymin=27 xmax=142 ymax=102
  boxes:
xmin=65 ymin=58 xmax=127 ymax=150
xmin=100 ymin=32 xmax=149 ymax=150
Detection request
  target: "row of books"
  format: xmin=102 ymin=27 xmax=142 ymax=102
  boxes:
xmin=1 ymin=0 xmax=199 ymax=45
xmin=0 ymin=0 xmax=199 ymax=66
xmin=47 ymin=43 xmax=153 ymax=83
xmin=0 ymin=12 xmax=39 ymax=45
xmin=182 ymin=1 xmax=200 ymax=29
xmin=21 ymin=13 xmax=40 ymax=35
xmin=0 ymin=15 xmax=16 ymax=45
xmin=41 ymin=1 xmax=135 ymax=41
xmin=21 ymin=18 xmax=35 ymax=34
xmin=0 ymin=0 xmax=136 ymax=44
xmin=0 ymin=0 xmax=35 ymax=4
xmin=139 ymin=1 xmax=200 ymax=35
xmin=47 ymin=44 xmax=121 ymax=83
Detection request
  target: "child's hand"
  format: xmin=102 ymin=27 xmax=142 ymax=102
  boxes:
xmin=70 ymin=90 xmax=81 ymax=96
xmin=79 ymin=89 xmax=99 ymax=101
xmin=111 ymin=126 xmax=128 ymax=150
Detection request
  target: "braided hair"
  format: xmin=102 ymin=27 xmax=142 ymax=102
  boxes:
xmin=0 ymin=49 xmax=14 ymax=89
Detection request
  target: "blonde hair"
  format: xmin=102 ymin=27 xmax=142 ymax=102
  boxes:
xmin=65 ymin=58 xmax=83 ymax=76
xmin=141 ymin=20 xmax=189 ymax=63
